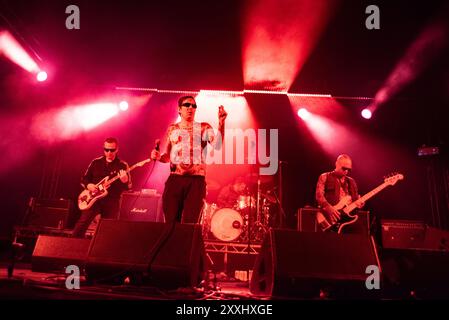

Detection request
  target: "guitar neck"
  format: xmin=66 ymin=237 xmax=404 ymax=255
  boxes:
xmin=103 ymin=159 xmax=151 ymax=188
xmin=344 ymin=182 xmax=391 ymax=213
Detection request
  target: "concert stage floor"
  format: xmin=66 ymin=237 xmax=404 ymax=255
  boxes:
xmin=2 ymin=262 xmax=449 ymax=300
xmin=0 ymin=263 xmax=262 ymax=300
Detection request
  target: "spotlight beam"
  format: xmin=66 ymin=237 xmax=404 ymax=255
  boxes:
xmin=0 ymin=30 xmax=40 ymax=73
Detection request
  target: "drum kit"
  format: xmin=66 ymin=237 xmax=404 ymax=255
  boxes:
xmin=200 ymin=174 xmax=278 ymax=243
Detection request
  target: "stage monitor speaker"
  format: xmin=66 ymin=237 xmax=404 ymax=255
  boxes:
xmin=31 ymin=235 xmax=91 ymax=273
xmin=298 ymin=207 xmax=370 ymax=235
xmin=250 ymin=229 xmax=380 ymax=298
xmin=25 ymin=198 xmax=72 ymax=228
xmin=381 ymin=219 xmax=449 ymax=251
xmin=85 ymin=220 xmax=206 ymax=289
xmin=118 ymin=191 xmax=164 ymax=222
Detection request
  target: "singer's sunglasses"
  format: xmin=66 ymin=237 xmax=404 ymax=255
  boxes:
xmin=104 ymin=148 xmax=117 ymax=153
xmin=342 ymin=167 xmax=352 ymax=172
xmin=181 ymin=102 xmax=197 ymax=109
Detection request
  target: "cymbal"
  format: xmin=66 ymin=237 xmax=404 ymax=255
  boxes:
xmin=244 ymin=173 xmax=274 ymax=184
xmin=261 ymin=192 xmax=276 ymax=203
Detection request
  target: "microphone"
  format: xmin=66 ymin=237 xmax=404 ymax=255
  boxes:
xmin=151 ymin=139 xmax=161 ymax=161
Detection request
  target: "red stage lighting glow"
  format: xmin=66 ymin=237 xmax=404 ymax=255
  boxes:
xmin=361 ymin=109 xmax=372 ymax=119
xmin=119 ymin=101 xmax=129 ymax=111
xmin=31 ymin=103 xmax=120 ymax=143
xmin=297 ymin=108 xmax=311 ymax=120
xmin=36 ymin=71 xmax=48 ymax=82
xmin=70 ymin=103 xmax=119 ymax=130
xmin=195 ymin=93 xmax=253 ymax=129
xmin=300 ymin=113 xmax=354 ymax=158
xmin=371 ymin=20 xmax=448 ymax=113
xmin=0 ymin=30 xmax=40 ymax=73
xmin=241 ymin=0 xmax=338 ymax=91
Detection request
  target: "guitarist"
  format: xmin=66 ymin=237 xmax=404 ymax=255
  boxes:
xmin=72 ymin=137 xmax=132 ymax=238
xmin=315 ymin=154 xmax=364 ymax=233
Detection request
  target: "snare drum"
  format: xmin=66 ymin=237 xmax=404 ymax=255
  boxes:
xmin=210 ymin=208 xmax=243 ymax=241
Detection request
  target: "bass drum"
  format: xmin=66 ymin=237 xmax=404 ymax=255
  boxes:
xmin=210 ymin=208 xmax=243 ymax=242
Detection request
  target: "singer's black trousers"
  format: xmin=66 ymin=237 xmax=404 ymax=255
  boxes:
xmin=162 ymin=174 xmax=206 ymax=224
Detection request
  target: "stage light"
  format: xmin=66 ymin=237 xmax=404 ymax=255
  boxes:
xmin=361 ymin=109 xmax=372 ymax=119
xmin=31 ymin=102 xmax=120 ymax=143
xmin=297 ymin=108 xmax=311 ymax=120
xmin=0 ymin=30 xmax=40 ymax=73
xmin=119 ymin=101 xmax=129 ymax=111
xmin=36 ymin=71 xmax=48 ymax=82
xmin=78 ymin=103 xmax=120 ymax=130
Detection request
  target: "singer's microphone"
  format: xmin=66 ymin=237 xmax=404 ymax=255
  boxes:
xmin=151 ymin=139 xmax=161 ymax=161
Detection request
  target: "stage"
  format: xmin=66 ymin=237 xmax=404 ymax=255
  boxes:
xmin=0 ymin=261 xmax=261 ymax=300
xmin=2 ymin=223 xmax=449 ymax=300
xmin=1 ymin=0 xmax=449 ymax=306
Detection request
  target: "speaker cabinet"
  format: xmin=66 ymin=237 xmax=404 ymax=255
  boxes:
xmin=119 ymin=192 xmax=164 ymax=222
xmin=381 ymin=220 xmax=449 ymax=250
xmin=85 ymin=220 xmax=206 ymax=289
xmin=250 ymin=229 xmax=380 ymax=298
xmin=25 ymin=198 xmax=72 ymax=228
xmin=31 ymin=235 xmax=91 ymax=273
xmin=381 ymin=220 xmax=426 ymax=249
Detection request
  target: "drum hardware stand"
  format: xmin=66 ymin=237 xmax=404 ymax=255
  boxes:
xmin=278 ymin=160 xmax=287 ymax=228
xmin=272 ymin=189 xmax=287 ymax=228
xmin=204 ymin=252 xmax=220 ymax=291
xmin=7 ymin=241 xmax=25 ymax=279
xmin=244 ymin=166 xmax=264 ymax=284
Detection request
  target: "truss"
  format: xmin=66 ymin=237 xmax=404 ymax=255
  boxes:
xmin=204 ymin=240 xmax=262 ymax=255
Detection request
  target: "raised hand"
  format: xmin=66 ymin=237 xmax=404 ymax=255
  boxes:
xmin=218 ymin=105 xmax=227 ymax=124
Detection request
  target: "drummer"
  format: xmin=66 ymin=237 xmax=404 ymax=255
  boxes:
xmin=216 ymin=176 xmax=247 ymax=208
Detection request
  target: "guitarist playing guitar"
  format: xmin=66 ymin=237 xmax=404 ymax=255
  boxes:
xmin=315 ymin=154 xmax=365 ymax=234
xmin=72 ymin=137 xmax=132 ymax=238
xmin=315 ymin=154 xmax=404 ymax=234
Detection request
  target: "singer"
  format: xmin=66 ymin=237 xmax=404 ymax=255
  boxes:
xmin=151 ymin=96 xmax=227 ymax=223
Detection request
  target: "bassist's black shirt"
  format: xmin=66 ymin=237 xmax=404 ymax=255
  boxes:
xmin=81 ymin=156 xmax=131 ymax=199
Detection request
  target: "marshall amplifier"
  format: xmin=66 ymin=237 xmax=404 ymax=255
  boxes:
xmin=118 ymin=191 xmax=164 ymax=222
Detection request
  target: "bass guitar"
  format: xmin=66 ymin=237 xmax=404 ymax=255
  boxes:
xmin=316 ymin=173 xmax=404 ymax=233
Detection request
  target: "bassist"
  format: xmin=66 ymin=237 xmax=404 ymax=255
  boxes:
xmin=72 ymin=137 xmax=131 ymax=238
xmin=315 ymin=154 xmax=364 ymax=232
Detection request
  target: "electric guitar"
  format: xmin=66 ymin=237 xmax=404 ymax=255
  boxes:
xmin=316 ymin=173 xmax=404 ymax=233
xmin=78 ymin=158 xmax=152 ymax=210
